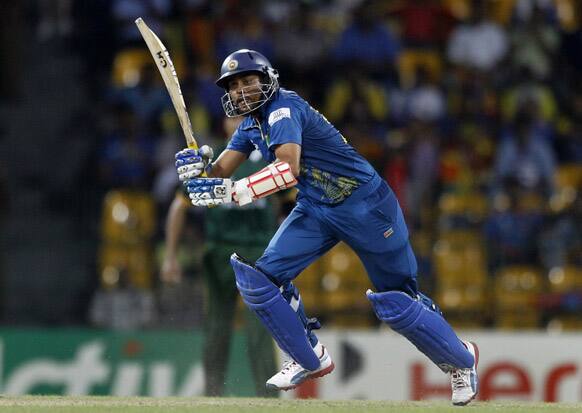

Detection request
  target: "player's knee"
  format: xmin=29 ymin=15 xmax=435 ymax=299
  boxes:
xmin=230 ymin=253 xmax=278 ymax=308
xmin=254 ymin=254 xmax=293 ymax=287
xmin=366 ymin=290 xmax=443 ymax=331
xmin=366 ymin=290 xmax=419 ymax=329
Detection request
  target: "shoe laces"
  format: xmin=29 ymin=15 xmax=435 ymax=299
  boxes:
xmin=280 ymin=359 xmax=300 ymax=375
xmin=451 ymin=368 xmax=470 ymax=391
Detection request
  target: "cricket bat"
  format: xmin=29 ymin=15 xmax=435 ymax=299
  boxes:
xmin=135 ymin=17 xmax=199 ymax=150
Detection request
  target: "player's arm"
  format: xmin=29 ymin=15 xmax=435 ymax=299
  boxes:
xmin=207 ymin=148 xmax=248 ymax=178
xmin=184 ymin=159 xmax=298 ymax=207
xmin=185 ymin=153 xmax=298 ymax=207
xmin=184 ymin=141 xmax=301 ymax=207
xmin=160 ymin=193 xmax=190 ymax=283
xmin=273 ymin=143 xmax=301 ymax=177
xmin=182 ymin=115 xmax=301 ymax=206
xmin=227 ymin=143 xmax=299 ymax=206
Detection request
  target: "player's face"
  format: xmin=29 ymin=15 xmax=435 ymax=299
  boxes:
xmin=227 ymin=74 xmax=262 ymax=112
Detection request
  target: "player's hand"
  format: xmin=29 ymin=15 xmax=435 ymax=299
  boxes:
xmin=185 ymin=177 xmax=234 ymax=207
xmin=161 ymin=255 xmax=182 ymax=283
xmin=175 ymin=145 xmax=214 ymax=181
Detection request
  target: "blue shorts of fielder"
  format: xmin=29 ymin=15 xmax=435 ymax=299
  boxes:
xmin=231 ymin=174 xmax=474 ymax=373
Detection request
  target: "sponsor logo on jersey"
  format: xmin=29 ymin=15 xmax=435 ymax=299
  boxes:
xmin=268 ymin=107 xmax=291 ymax=126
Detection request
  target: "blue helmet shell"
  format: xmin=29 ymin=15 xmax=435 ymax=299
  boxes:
xmin=216 ymin=49 xmax=277 ymax=89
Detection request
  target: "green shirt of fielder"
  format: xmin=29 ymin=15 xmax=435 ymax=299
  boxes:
xmin=162 ymin=147 xmax=278 ymax=397
xmin=204 ymin=149 xmax=276 ymax=247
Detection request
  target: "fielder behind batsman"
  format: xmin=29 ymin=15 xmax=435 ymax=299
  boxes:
xmin=162 ymin=116 xmax=278 ymax=397
xmin=174 ymin=49 xmax=479 ymax=406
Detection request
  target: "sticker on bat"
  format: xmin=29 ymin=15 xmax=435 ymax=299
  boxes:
xmin=156 ymin=51 xmax=167 ymax=68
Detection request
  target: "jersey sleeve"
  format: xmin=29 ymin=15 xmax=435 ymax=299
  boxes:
xmin=226 ymin=127 xmax=254 ymax=156
xmin=266 ymin=100 xmax=304 ymax=148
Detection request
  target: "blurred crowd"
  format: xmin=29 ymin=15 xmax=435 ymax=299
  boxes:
xmin=5 ymin=0 xmax=582 ymax=330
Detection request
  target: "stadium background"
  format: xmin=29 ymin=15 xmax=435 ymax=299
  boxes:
xmin=0 ymin=0 xmax=580 ymax=401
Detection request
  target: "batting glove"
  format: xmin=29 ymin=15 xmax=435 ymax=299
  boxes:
xmin=175 ymin=145 xmax=214 ymax=181
xmin=185 ymin=178 xmax=234 ymax=207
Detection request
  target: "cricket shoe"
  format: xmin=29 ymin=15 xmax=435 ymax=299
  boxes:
xmin=266 ymin=342 xmax=335 ymax=391
xmin=450 ymin=341 xmax=479 ymax=406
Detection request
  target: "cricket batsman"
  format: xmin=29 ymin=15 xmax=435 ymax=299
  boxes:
xmin=174 ymin=49 xmax=479 ymax=405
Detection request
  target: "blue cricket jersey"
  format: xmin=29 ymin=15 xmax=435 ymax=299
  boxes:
xmin=226 ymin=88 xmax=376 ymax=204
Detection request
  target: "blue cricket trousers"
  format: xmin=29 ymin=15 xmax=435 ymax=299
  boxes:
xmin=256 ymin=173 xmax=419 ymax=296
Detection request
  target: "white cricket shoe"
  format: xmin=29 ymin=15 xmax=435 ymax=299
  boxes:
xmin=450 ymin=341 xmax=479 ymax=406
xmin=266 ymin=342 xmax=335 ymax=391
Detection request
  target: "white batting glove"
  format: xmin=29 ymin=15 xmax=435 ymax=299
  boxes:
xmin=185 ymin=178 xmax=234 ymax=207
xmin=175 ymin=145 xmax=214 ymax=181
xmin=184 ymin=177 xmax=256 ymax=207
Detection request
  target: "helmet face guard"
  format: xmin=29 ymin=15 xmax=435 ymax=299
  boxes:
xmin=216 ymin=49 xmax=279 ymax=117
xmin=220 ymin=71 xmax=279 ymax=117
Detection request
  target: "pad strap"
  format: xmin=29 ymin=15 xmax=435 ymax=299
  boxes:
xmin=231 ymin=254 xmax=320 ymax=370
xmin=233 ymin=161 xmax=297 ymax=206
xmin=280 ymin=282 xmax=320 ymax=348
xmin=367 ymin=290 xmax=474 ymax=372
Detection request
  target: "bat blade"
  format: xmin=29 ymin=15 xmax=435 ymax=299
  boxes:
xmin=135 ymin=17 xmax=198 ymax=150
